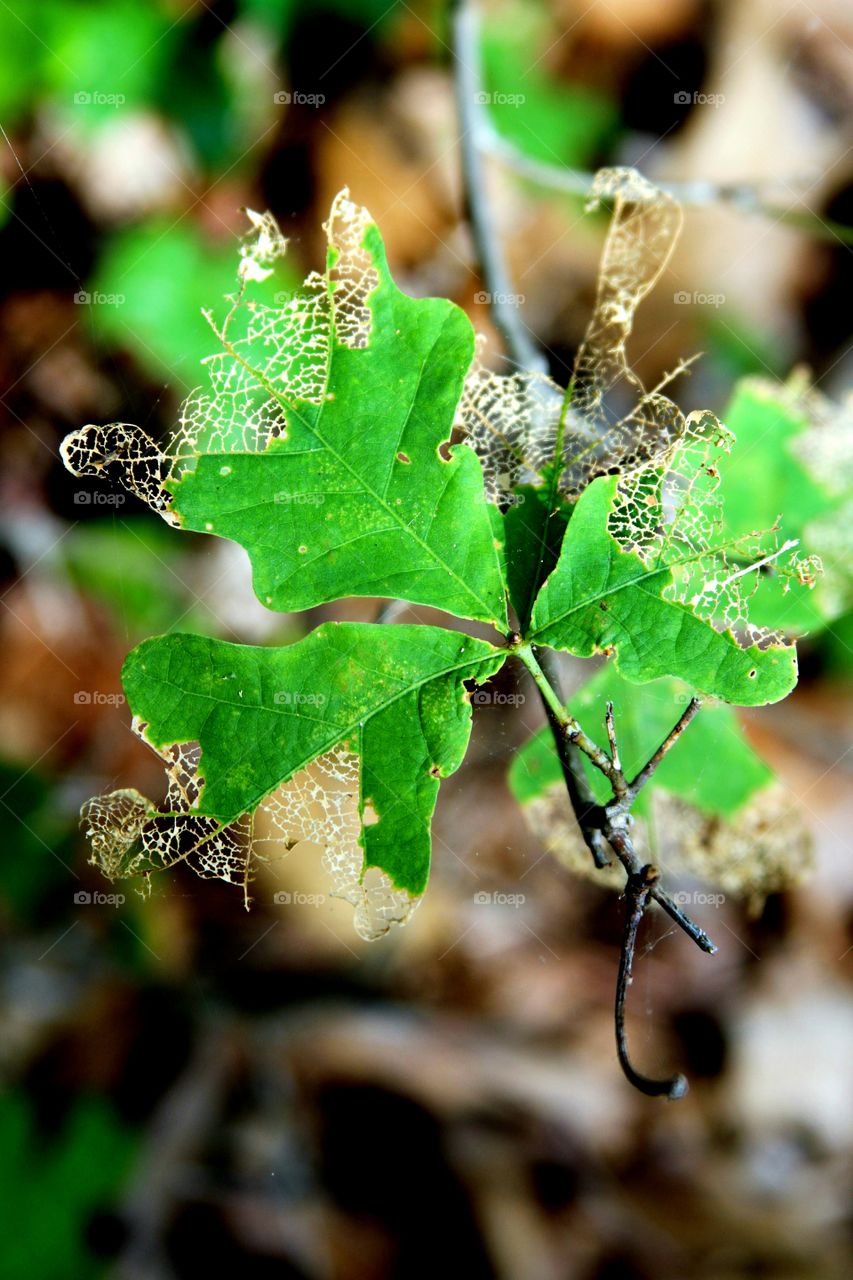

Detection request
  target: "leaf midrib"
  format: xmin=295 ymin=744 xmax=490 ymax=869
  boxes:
xmin=215 ymin=308 xmax=505 ymax=625
xmin=530 ymin=554 xmax=672 ymax=640
xmin=137 ymin=645 xmax=502 ymax=822
xmin=529 ymin=497 xmax=784 ymax=644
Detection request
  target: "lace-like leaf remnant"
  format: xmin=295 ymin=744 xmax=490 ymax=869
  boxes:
xmin=509 ymin=667 xmax=812 ymax=910
xmin=61 ymin=191 xmax=507 ymax=629
xmin=454 ymin=168 xmax=691 ymax=500
xmin=521 ymin=780 xmax=810 ymax=914
xmin=81 ymin=624 xmax=504 ymax=939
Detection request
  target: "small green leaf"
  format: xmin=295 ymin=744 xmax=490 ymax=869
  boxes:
xmin=528 ymin=473 xmax=797 ymax=704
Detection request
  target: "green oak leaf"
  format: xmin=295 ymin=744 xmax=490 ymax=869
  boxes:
xmin=60 ymin=195 xmax=508 ymax=628
xmin=168 ymin=197 xmax=507 ymax=628
xmin=120 ymin=624 xmax=504 ymax=908
xmin=509 ymin=666 xmax=773 ymax=819
xmin=527 ymin=473 xmax=797 ymax=705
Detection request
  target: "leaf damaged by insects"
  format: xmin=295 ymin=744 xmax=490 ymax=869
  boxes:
xmin=528 ymin=411 xmax=809 ymax=705
xmin=60 ymin=167 xmax=826 ymax=970
xmin=62 ymin=190 xmax=508 ymax=629
xmin=81 ymin=624 xmax=505 ymax=938
xmin=453 ymin=168 xmax=694 ymax=504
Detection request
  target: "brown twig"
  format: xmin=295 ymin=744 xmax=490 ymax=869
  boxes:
xmin=625 ymin=695 xmax=701 ymax=801
xmin=615 ymin=865 xmax=689 ymax=1099
xmin=449 ymin=0 xmax=547 ymax=375
xmin=516 ymin=642 xmax=715 ymax=1089
xmin=450 ymin=0 xmax=714 ymax=1095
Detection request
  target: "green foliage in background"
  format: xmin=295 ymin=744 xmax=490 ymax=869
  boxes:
xmin=718 ymin=376 xmax=853 ymax=635
xmin=88 ymin=222 xmax=297 ymax=388
xmin=0 ymin=1093 xmax=135 ymax=1280
xmin=481 ymin=1 xmax=619 ymax=169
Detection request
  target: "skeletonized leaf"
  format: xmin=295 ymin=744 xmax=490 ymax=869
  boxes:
xmin=82 ymin=624 xmax=504 ymax=937
xmin=455 ymin=168 xmax=692 ymax=504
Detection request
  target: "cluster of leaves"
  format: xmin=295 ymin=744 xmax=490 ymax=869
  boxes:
xmin=61 ymin=173 xmax=826 ymax=939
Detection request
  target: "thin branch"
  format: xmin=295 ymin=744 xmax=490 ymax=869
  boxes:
xmin=537 ymin=649 xmax=610 ymax=869
xmin=449 ymin=0 xmax=548 ymax=374
xmin=604 ymin=700 xmax=624 ymax=795
xmin=516 ymin=644 xmax=717 ymax=956
xmin=450 ymin=0 xmax=716 ymax=1097
xmin=625 ymin=696 xmax=701 ymax=802
xmin=606 ymin=825 xmax=716 ymax=955
xmin=615 ymin=865 xmax=689 ymax=1100
xmin=480 ymin=125 xmax=853 ymax=248
xmin=519 ymin=643 xmax=618 ymax=780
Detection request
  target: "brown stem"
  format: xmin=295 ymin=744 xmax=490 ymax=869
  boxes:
xmin=615 ymin=865 xmax=688 ymax=1100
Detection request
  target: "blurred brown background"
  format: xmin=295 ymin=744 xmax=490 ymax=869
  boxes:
xmin=1 ymin=1 xmax=852 ymax=1277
